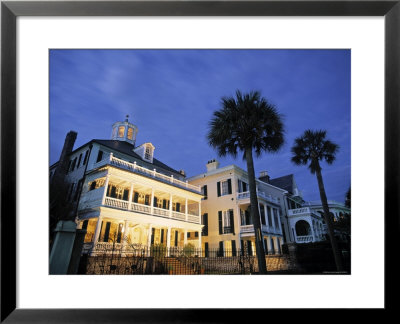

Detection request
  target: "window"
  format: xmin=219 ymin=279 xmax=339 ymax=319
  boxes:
xmin=127 ymin=127 xmax=134 ymax=140
xmin=217 ymin=179 xmax=232 ymax=197
xmin=96 ymin=150 xmax=103 ymax=162
xmin=201 ymin=185 xmax=208 ymax=200
xmin=70 ymin=157 xmax=77 ymax=171
xmin=83 ymin=150 xmax=89 ymax=165
xmin=267 ymin=206 xmax=272 ymax=226
xmin=202 ymin=213 xmax=208 ymax=236
xmin=112 ymin=127 xmax=117 ymax=138
xmin=77 ymin=153 xmax=82 ymax=169
xmin=118 ymin=126 xmax=125 ymax=137
xmin=218 ymin=210 xmax=235 ymax=234
xmin=89 ymin=181 xmax=97 ymax=191
xmin=145 ymin=147 xmax=151 ymax=160
xmin=237 ymin=179 xmax=248 ymax=193
xmin=260 ymin=204 xmax=266 ymax=225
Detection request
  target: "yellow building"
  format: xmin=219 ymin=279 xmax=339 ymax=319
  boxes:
xmin=188 ymin=160 xmax=286 ymax=256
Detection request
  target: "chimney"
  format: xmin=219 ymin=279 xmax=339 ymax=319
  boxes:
xmin=179 ymin=170 xmax=186 ymax=177
xmin=259 ymin=170 xmax=270 ymax=183
xmin=206 ymin=159 xmax=220 ymax=172
xmin=52 ymin=131 xmax=77 ymax=185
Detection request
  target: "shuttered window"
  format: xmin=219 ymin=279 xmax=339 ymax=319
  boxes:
xmin=231 ymin=240 xmax=237 ymax=256
xmin=218 ymin=179 xmax=232 ymax=197
xmin=218 ymin=241 xmax=224 ymax=257
xmin=202 ymin=213 xmax=208 ymax=236
xmin=201 ymin=185 xmax=208 ymax=200
xmin=218 ymin=211 xmax=223 ymax=234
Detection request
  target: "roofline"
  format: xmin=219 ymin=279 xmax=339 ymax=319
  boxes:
xmin=188 ymin=164 xmax=287 ymax=193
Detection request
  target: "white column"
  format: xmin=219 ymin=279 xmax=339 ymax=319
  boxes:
xmin=128 ymin=183 xmax=134 ymax=210
xmin=93 ymin=216 xmax=103 ymax=246
xmin=184 ymin=229 xmax=188 ymax=245
xmin=265 ymin=205 xmax=270 ymax=228
xmin=277 ymin=210 xmax=282 ymax=233
xmin=310 ymin=220 xmax=316 ymax=242
xmin=198 ymin=201 xmax=201 ymax=224
xmin=185 ymin=198 xmax=188 ymax=221
xmin=169 ymin=193 xmax=173 ymax=218
xmin=265 ymin=235 xmax=271 ymax=255
xmin=122 ymin=220 xmax=129 ymax=246
xmin=271 ymin=208 xmax=276 ymax=231
xmin=273 ymin=237 xmax=279 ymax=254
xmin=101 ymin=173 xmax=110 ymax=204
xmin=166 ymin=227 xmax=171 ymax=256
xmin=147 ymin=224 xmax=153 ymax=247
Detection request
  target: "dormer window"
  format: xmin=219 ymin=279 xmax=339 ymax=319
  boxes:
xmin=145 ymin=147 xmax=151 ymax=160
xmin=118 ymin=126 xmax=125 ymax=138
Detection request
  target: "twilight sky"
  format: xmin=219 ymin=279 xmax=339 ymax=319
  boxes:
xmin=50 ymin=49 xmax=350 ymax=203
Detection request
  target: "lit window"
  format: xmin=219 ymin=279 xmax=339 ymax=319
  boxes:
xmin=118 ymin=126 xmax=125 ymax=137
xmin=127 ymin=127 xmax=133 ymax=140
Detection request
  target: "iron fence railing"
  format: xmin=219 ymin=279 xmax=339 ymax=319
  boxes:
xmin=78 ymin=243 xmax=262 ymax=275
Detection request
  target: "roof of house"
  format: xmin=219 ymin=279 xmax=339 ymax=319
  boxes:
xmin=268 ymin=174 xmax=295 ymax=194
xmin=92 ymin=139 xmax=181 ymax=176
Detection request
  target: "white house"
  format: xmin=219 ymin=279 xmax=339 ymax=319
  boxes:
xmin=50 ymin=117 xmax=203 ymax=254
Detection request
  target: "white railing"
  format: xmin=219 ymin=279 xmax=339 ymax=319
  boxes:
xmin=104 ymin=154 xmax=201 ymax=193
xmin=153 ymin=206 xmax=170 ymax=217
xmin=236 ymin=191 xmax=280 ymax=204
xmin=296 ymin=235 xmax=314 ymax=243
xmin=240 ymin=225 xmax=254 ymax=233
xmin=288 ymin=207 xmax=311 ymax=216
xmin=172 ymin=211 xmax=186 ymax=221
xmin=104 ymin=197 xmax=129 ymax=210
xmin=103 ymin=196 xmax=200 ymax=223
xmin=130 ymin=202 xmax=151 ymax=214
xmin=187 ymin=214 xmax=200 ymax=223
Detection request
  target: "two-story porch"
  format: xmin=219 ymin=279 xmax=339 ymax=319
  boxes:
xmin=236 ymin=191 xmax=284 ymax=254
xmin=77 ymin=154 xmax=203 ymax=254
xmin=287 ymin=207 xmax=325 ymax=243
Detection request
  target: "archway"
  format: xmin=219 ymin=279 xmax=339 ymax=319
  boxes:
xmin=295 ymin=220 xmax=311 ymax=236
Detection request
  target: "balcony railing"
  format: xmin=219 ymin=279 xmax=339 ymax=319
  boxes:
xmin=103 ymin=196 xmax=200 ymax=224
xmin=287 ymin=207 xmax=312 ymax=216
xmin=92 ymin=154 xmax=201 ymax=193
xmin=237 ymin=191 xmax=280 ymax=204
xmin=296 ymin=235 xmax=314 ymax=243
xmin=240 ymin=224 xmax=282 ymax=234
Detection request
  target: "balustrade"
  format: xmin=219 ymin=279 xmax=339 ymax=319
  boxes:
xmin=102 ymin=195 xmax=200 ymax=223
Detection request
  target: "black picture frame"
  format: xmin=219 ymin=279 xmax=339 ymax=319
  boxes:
xmin=1 ymin=0 xmax=398 ymax=322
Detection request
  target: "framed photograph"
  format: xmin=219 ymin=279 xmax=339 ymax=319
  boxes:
xmin=1 ymin=0 xmax=398 ymax=321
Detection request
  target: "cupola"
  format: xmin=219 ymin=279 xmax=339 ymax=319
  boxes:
xmin=111 ymin=115 xmax=138 ymax=146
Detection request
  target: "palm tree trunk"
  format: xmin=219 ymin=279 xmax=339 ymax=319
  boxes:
xmin=245 ymin=147 xmax=268 ymax=274
xmin=315 ymin=167 xmax=344 ymax=271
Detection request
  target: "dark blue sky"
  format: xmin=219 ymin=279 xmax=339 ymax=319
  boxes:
xmin=50 ymin=49 xmax=350 ymax=203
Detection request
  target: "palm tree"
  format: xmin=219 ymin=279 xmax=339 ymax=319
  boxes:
xmin=291 ymin=130 xmax=344 ymax=271
xmin=207 ymin=90 xmax=284 ymax=274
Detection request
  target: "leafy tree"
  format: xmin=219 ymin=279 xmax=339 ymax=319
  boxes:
xmin=207 ymin=90 xmax=284 ymax=274
xmin=291 ymin=130 xmax=343 ymax=271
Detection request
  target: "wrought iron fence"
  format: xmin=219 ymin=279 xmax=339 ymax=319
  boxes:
xmin=78 ymin=243 xmax=260 ymax=275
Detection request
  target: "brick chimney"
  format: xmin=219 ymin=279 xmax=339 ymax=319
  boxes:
xmin=206 ymin=159 xmax=220 ymax=172
xmin=259 ymin=170 xmax=270 ymax=183
xmin=52 ymin=131 xmax=77 ymax=185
